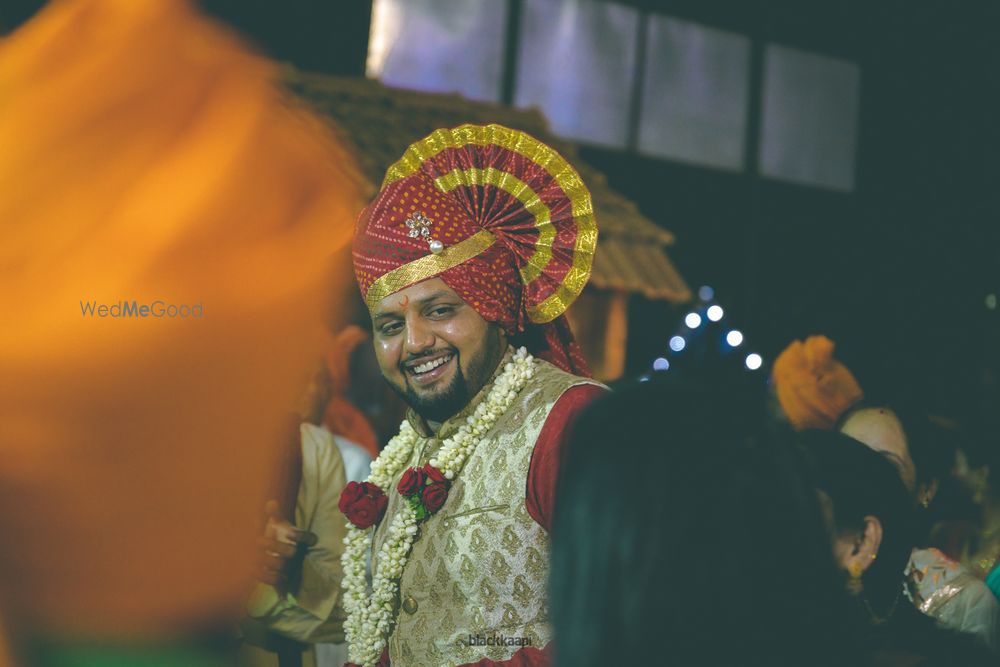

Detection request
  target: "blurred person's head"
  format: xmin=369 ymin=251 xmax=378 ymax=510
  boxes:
xmin=800 ymin=430 xmax=916 ymax=623
xmin=551 ymin=378 xmax=859 ymax=667
xmin=0 ymin=0 xmax=362 ymax=644
xmin=840 ymin=406 xmax=917 ymax=492
xmin=838 ymin=401 xmax=955 ymax=510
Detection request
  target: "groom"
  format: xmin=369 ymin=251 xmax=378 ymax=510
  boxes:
xmin=338 ymin=124 xmax=605 ymax=666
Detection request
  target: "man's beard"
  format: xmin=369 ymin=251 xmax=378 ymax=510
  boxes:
xmin=387 ymin=335 xmax=506 ymax=424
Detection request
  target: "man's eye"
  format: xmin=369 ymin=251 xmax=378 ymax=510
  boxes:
xmin=428 ymin=306 xmax=453 ymax=317
xmin=380 ymin=322 xmax=403 ymax=335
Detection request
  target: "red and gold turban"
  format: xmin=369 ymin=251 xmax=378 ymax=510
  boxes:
xmin=772 ymin=336 xmax=864 ymax=431
xmin=353 ymin=124 xmax=597 ymax=376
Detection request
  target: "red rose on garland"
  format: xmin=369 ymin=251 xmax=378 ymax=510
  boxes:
xmin=397 ymin=466 xmax=426 ymax=496
xmin=421 ymin=482 xmax=448 ymax=513
xmin=422 ymin=462 xmax=447 ymax=483
xmin=338 ymin=481 xmax=388 ymax=529
xmin=397 ymin=464 xmax=450 ymax=520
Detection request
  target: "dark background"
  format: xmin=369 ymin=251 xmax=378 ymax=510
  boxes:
xmin=204 ymin=0 xmax=999 ymax=439
xmin=8 ymin=0 xmax=997 ymax=449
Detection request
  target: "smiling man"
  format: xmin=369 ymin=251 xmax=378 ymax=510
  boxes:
xmin=341 ymin=124 xmax=605 ymax=667
xmin=373 ymin=280 xmax=508 ymax=426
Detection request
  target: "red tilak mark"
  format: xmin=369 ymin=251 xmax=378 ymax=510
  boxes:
xmin=398 ymin=296 xmax=410 ymax=309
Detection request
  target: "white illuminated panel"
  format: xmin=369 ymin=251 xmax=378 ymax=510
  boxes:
xmin=639 ymin=16 xmax=750 ymax=170
xmin=515 ymin=0 xmax=638 ymax=147
xmin=759 ymin=45 xmax=860 ymax=191
xmin=367 ymin=0 xmax=506 ymax=102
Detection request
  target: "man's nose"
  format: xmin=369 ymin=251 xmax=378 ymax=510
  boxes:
xmin=404 ymin=315 xmax=434 ymax=353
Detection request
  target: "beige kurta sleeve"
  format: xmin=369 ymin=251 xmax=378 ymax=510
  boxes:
xmin=246 ymin=424 xmax=349 ymax=643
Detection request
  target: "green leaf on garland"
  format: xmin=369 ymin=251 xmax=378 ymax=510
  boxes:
xmin=407 ymin=494 xmax=429 ymax=521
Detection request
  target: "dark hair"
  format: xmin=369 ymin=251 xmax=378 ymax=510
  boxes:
xmin=798 ymin=430 xmax=915 ymax=620
xmin=550 ymin=378 xmax=859 ymax=667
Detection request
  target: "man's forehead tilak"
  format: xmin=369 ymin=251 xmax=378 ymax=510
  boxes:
xmin=373 ymin=289 xmax=456 ymax=320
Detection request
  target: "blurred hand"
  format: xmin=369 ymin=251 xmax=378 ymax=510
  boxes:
xmin=257 ymin=499 xmax=317 ymax=588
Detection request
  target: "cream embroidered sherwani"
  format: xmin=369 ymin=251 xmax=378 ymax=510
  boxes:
xmin=371 ymin=351 xmax=599 ymax=666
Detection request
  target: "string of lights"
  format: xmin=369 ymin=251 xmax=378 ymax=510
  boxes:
xmin=642 ymin=285 xmax=764 ymax=380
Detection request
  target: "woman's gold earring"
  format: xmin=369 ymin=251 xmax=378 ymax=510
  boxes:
xmin=847 ymin=562 xmax=864 ymax=595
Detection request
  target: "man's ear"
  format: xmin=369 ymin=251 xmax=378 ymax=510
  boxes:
xmin=855 ymin=515 xmax=884 ymax=573
xmin=494 ymin=323 xmax=509 ymax=349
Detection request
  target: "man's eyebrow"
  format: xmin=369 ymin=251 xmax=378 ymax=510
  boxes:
xmin=373 ymin=291 xmax=456 ymax=320
xmin=415 ymin=291 xmax=454 ymax=306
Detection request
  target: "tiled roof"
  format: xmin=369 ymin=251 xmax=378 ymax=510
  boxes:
xmin=284 ymin=71 xmax=691 ymax=303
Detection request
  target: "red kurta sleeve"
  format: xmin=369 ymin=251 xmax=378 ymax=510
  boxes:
xmin=525 ymin=383 xmax=606 ymax=532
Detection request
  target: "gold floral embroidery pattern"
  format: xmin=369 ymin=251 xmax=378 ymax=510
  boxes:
xmin=384 ymin=360 xmax=603 ymax=665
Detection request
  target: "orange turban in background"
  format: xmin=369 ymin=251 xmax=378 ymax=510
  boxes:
xmin=322 ymin=325 xmax=380 ymax=458
xmin=0 ymin=0 xmax=363 ymax=639
xmin=771 ymin=336 xmax=864 ymax=431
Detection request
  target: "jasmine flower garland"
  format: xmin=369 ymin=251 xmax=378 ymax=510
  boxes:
xmin=339 ymin=347 xmax=536 ymax=666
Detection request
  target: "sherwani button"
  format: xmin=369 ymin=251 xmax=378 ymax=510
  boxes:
xmin=402 ymin=594 xmax=418 ymax=614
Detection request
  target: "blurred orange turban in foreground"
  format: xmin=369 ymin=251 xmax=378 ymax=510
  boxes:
xmin=0 ymin=0 xmax=363 ymax=639
xmin=771 ymin=336 xmax=864 ymax=431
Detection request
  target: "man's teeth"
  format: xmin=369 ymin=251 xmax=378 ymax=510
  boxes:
xmin=413 ymin=355 xmax=452 ymax=374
